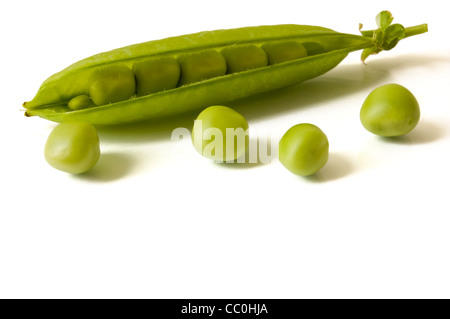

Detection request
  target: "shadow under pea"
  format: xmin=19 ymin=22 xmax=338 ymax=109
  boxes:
xmin=303 ymin=152 xmax=355 ymax=183
xmin=377 ymin=120 xmax=444 ymax=145
xmin=72 ymin=152 xmax=136 ymax=182
xmin=215 ymin=136 xmax=276 ymax=169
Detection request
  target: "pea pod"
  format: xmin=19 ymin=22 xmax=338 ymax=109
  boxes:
xmin=23 ymin=12 xmax=427 ymax=125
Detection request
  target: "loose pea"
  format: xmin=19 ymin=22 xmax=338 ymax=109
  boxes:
xmin=133 ymin=57 xmax=180 ymax=96
xmin=178 ymin=50 xmax=227 ymax=85
xmin=192 ymin=105 xmax=248 ymax=162
xmin=88 ymin=65 xmax=136 ymax=105
xmin=279 ymin=123 xmax=329 ymax=176
xmin=221 ymin=44 xmax=268 ymax=74
xmin=68 ymin=95 xmax=95 ymax=110
xmin=262 ymin=41 xmax=307 ymax=64
xmin=360 ymin=84 xmax=420 ymax=136
xmin=44 ymin=122 xmax=100 ymax=174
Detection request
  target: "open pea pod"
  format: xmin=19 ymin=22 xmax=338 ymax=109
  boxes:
xmin=24 ymin=14 xmax=427 ymax=125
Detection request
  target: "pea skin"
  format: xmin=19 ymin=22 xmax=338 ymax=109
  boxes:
xmin=360 ymin=84 xmax=420 ymax=137
xmin=278 ymin=123 xmax=329 ymax=176
xmin=44 ymin=122 xmax=100 ymax=174
xmin=192 ymin=106 xmax=249 ymax=162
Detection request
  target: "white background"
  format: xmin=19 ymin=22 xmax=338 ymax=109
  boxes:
xmin=1 ymin=0 xmax=449 ymax=299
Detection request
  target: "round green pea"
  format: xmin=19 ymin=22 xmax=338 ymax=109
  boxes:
xmin=44 ymin=122 xmax=100 ymax=174
xmin=279 ymin=123 xmax=329 ymax=176
xmin=88 ymin=65 xmax=136 ymax=106
xmin=192 ymin=105 xmax=249 ymax=162
xmin=360 ymin=84 xmax=420 ymax=137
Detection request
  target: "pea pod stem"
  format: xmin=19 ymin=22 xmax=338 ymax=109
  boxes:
xmin=404 ymin=24 xmax=428 ymax=38
xmin=361 ymin=24 xmax=428 ymax=39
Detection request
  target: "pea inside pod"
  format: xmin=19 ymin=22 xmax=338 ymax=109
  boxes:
xmin=178 ymin=50 xmax=227 ymax=86
xmin=68 ymin=95 xmax=95 ymax=110
xmin=221 ymin=45 xmax=268 ymax=74
xmin=302 ymin=42 xmax=326 ymax=55
xmin=262 ymin=41 xmax=308 ymax=65
xmin=88 ymin=65 xmax=136 ymax=105
xmin=133 ymin=57 xmax=180 ymax=96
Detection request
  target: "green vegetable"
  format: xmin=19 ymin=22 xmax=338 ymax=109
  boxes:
xmin=360 ymin=83 xmax=420 ymax=136
xmin=88 ymin=65 xmax=136 ymax=105
xmin=133 ymin=57 xmax=180 ymax=96
xmin=67 ymin=95 xmax=95 ymax=110
xmin=221 ymin=44 xmax=268 ymax=74
xmin=24 ymin=12 xmax=427 ymax=125
xmin=178 ymin=50 xmax=227 ymax=85
xmin=279 ymin=123 xmax=329 ymax=176
xmin=44 ymin=122 xmax=100 ymax=174
xmin=262 ymin=41 xmax=307 ymax=64
xmin=192 ymin=105 xmax=248 ymax=162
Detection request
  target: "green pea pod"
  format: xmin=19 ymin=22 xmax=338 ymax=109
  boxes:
xmin=24 ymin=15 xmax=427 ymax=125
